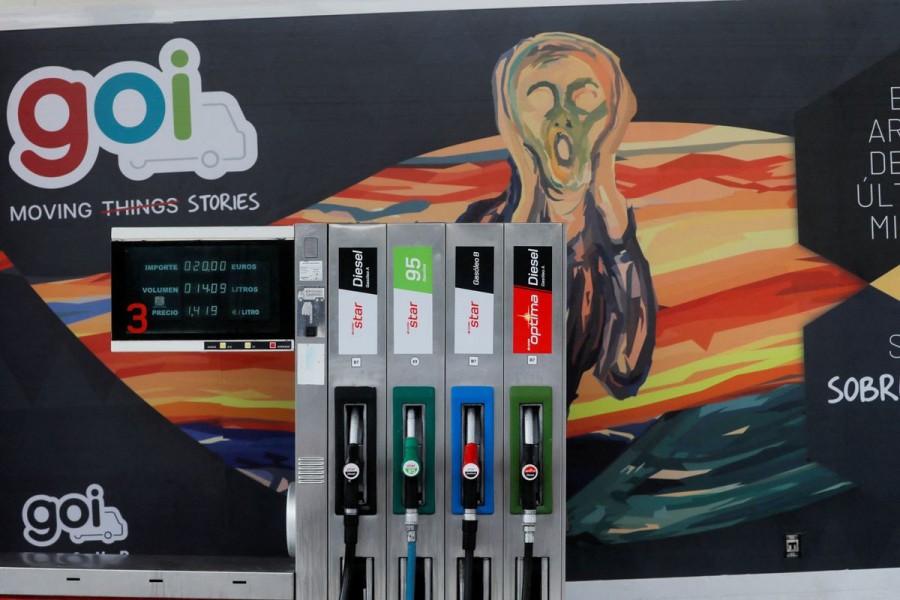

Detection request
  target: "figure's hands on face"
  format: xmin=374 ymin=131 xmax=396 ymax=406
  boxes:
xmin=514 ymin=54 xmax=611 ymax=199
xmin=497 ymin=34 xmax=636 ymax=239
xmin=489 ymin=32 xmax=656 ymax=402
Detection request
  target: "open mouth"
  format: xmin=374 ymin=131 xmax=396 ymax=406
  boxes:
xmin=553 ymin=132 xmax=574 ymax=167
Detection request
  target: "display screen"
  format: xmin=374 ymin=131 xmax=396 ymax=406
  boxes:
xmin=111 ymin=239 xmax=294 ymax=343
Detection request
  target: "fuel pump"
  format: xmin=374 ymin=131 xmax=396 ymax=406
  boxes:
xmin=112 ymin=222 xmax=568 ymax=599
xmin=328 ymin=224 xmax=387 ymax=599
xmin=503 ymin=224 xmax=566 ymax=600
xmin=446 ymin=224 xmax=505 ymax=600
xmin=388 ymin=223 xmax=445 ymax=600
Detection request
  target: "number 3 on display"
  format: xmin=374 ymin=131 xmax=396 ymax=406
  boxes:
xmin=126 ymin=302 xmax=148 ymax=333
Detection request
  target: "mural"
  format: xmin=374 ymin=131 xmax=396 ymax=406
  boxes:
xmin=459 ymin=32 xmax=656 ymax=405
xmin=1 ymin=0 xmax=898 ymax=577
xmin=16 ymin=37 xmax=863 ymax=538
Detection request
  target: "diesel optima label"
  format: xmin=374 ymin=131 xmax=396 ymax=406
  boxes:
xmin=338 ymin=247 xmax=378 ymax=355
xmin=513 ymin=245 xmax=552 ymax=354
xmin=454 ymin=246 xmax=494 ymax=355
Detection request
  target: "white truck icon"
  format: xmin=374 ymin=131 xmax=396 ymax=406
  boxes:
xmin=70 ymin=506 xmax=128 ymax=544
xmin=119 ymin=91 xmax=258 ymax=181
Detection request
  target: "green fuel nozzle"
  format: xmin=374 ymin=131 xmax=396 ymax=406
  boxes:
xmin=402 ymin=407 xmax=422 ymax=512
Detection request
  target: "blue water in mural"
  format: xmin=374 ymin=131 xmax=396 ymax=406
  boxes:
xmin=567 ymin=384 xmax=853 ymax=543
xmin=180 ymin=422 xmax=293 ymax=489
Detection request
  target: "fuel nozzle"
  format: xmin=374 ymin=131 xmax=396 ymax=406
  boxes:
xmin=402 ymin=407 xmax=422 ymax=537
xmin=519 ymin=405 xmax=541 ymax=514
xmin=342 ymin=406 xmax=364 ymax=532
xmin=461 ymin=406 xmax=482 ymax=600
xmin=520 ymin=406 xmax=540 ymax=600
xmin=340 ymin=406 xmax=364 ymax=600
xmin=400 ymin=406 xmax=424 ymax=600
xmin=461 ymin=406 xmax=481 ymax=513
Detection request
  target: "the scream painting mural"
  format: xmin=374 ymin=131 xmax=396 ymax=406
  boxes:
xmin=1 ymin=0 xmax=898 ymax=583
xmin=461 ymin=32 xmax=656 ymax=407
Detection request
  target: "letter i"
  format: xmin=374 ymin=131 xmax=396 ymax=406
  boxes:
xmin=88 ymin=486 xmax=102 ymax=527
xmin=170 ymin=49 xmax=192 ymax=140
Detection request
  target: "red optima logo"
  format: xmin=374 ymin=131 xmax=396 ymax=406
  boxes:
xmin=514 ymin=289 xmax=552 ymax=353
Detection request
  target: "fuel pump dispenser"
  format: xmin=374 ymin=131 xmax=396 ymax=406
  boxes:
xmin=445 ymin=224 xmax=505 ymax=600
xmin=503 ymin=224 xmax=566 ymax=600
xmin=107 ymin=222 xmax=565 ymax=600
xmin=387 ymin=223 xmax=445 ymax=600
xmin=328 ymin=224 xmax=387 ymax=598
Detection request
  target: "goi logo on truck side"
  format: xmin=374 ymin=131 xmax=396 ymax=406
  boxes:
xmin=7 ymin=38 xmax=257 ymax=189
xmin=22 ymin=484 xmax=129 ymax=547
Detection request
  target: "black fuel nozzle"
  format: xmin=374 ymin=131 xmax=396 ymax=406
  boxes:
xmin=344 ymin=441 xmax=362 ymax=504
xmin=342 ymin=406 xmax=364 ymax=542
xmin=520 ymin=406 xmax=540 ymax=512
xmin=520 ymin=406 xmax=542 ymax=600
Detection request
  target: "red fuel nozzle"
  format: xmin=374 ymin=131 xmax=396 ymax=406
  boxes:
xmin=463 ymin=443 xmax=479 ymax=475
xmin=462 ymin=406 xmax=481 ymax=511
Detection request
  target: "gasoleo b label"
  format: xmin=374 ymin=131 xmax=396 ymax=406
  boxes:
xmin=454 ymin=246 xmax=494 ymax=355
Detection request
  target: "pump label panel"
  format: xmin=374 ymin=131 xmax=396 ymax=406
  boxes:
xmin=454 ymin=246 xmax=495 ymax=355
xmin=393 ymin=246 xmax=433 ymax=354
xmin=512 ymin=246 xmax=553 ymax=354
xmin=338 ymin=247 xmax=378 ymax=355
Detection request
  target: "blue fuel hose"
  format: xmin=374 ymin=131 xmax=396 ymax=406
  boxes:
xmin=406 ymin=538 xmax=417 ymax=600
xmin=403 ymin=407 xmax=421 ymax=600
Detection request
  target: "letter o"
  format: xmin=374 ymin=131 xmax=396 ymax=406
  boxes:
xmin=59 ymin=497 xmax=89 ymax=529
xmin=94 ymin=73 xmax=165 ymax=144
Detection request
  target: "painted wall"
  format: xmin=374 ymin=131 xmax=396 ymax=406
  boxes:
xmin=0 ymin=1 xmax=898 ymax=597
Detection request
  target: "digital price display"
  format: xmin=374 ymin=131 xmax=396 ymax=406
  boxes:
xmin=111 ymin=232 xmax=294 ymax=351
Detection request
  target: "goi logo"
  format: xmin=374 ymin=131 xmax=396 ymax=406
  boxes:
xmin=22 ymin=484 xmax=128 ymax=547
xmin=7 ymin=38 xmax=257 ymax=189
